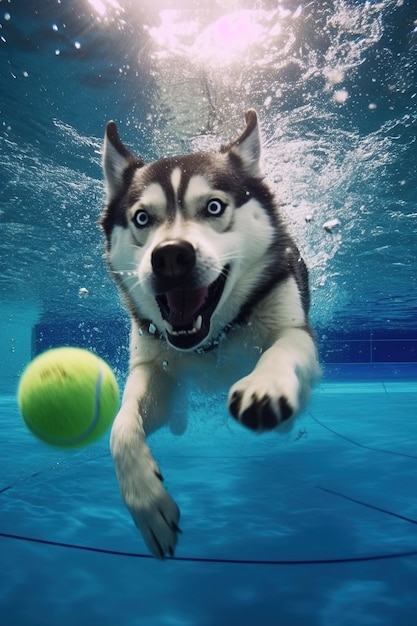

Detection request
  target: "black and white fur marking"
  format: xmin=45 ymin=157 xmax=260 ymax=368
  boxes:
xmin=101 ymin=110 xmax=320 ymax=559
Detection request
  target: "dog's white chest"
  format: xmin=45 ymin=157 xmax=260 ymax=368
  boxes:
xmin=166 ymin=327 xmax=263 ymax=395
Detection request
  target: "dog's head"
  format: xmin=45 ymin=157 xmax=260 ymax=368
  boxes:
xmin=101 ymin=110 xmax=280 ymax=352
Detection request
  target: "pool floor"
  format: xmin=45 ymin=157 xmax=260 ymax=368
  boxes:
xmin=1 ymin=380 xmax=417 ymax=625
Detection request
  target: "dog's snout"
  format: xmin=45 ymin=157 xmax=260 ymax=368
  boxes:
xmin=151 ymin=240 xmax=196 ymax=279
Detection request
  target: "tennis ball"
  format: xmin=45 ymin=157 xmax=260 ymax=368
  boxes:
xmin=17 ymin=347 xmax=119 ymax=448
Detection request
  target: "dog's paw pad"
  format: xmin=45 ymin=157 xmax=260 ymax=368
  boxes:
xmin=120 ymin=459 xmax=181 ymax=559
xmin=279 ymin=395 xmax=293 ymax=422
xmin=228 ymin=378 xmax=296 ymax=432
xmin=134 ymin=491 xmax=181 ymax=560
xmin=239 ymin=394 xmax=278 ymax=431
xmin=229 ymin=390 xmax=243 ymax=420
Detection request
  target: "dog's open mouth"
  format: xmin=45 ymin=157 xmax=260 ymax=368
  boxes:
xmin=155 ymin=266 xmax=229 ymax=350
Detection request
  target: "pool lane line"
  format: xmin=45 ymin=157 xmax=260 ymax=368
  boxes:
xmin=317 ymin=485 xmax=417 ymax=526
xmin=1 ymin=530 xmax=417 ymax=564
xmin=309 ymin=412 xmax=417 ymax=460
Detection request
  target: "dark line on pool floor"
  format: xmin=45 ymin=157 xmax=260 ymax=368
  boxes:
xmin=309 ymin=412 xmax=417 ymax=460
xmin=317 ymin=485 xmax=417 ymax=526
xmin=1 ymin=531 xmax=417 ymax=564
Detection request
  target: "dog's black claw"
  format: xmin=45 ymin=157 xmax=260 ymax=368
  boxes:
xmin=158 ymin=509 xmax=182 ymax=535
xmin=150 ymin=529 xmax=165 ymax=560
xmin=229 ymin=390 xmax=243 ymax=419
xmin=155 ymin=470 xmax=164 ymax=481
xmin=279 ymin=396 xmax=293 ymax=422
xmin=172 ymin=521 xmax=183 ymax=534
xmin=239 ymin=395 xmax=279 ymax=431
xmin=260 ymin=397 xmax=279 ymax=430
xmin=240 ymin=404 xmax=259 ymax=430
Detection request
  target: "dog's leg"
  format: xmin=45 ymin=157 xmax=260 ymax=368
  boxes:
xmin=110 ymin=363 xmax=181 ymax=559
xmin=228 ymin=327 xmax=320 ymax=432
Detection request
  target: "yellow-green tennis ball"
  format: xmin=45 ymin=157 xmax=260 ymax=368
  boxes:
xmin=17 ymin=347 xmax=119 ymax=448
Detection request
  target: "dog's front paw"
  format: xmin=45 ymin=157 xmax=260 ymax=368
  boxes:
xmin=228 ymin=369 xmax=299 ymax=432
xmin=116 ymin=451 xmax=181 ymax=559
xmin=129 ymin=474 xmax=181 ymax=560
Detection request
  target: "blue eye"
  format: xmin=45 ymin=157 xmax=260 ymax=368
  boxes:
xmin=206 ymin=198 xmax=227 ymax=217
xmin=133 ymin=209 xmax=150 ymax=228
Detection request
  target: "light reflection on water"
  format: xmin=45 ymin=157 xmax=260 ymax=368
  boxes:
xmin=0 ymin=0 xmax=416 ymax=329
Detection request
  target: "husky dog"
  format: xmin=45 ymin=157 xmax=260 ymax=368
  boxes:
xmin=101 ymin=110 xmax=320 ymax=559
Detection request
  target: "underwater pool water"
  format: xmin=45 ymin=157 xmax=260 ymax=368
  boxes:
xmin=1 ymin=0 xmax=416 ymax=624
xmin=2 ymin=379 xmax=417 ymax=625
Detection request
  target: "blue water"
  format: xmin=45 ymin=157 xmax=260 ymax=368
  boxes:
xmin=1 ymin=0 xmax=417 ymax=624
xmin=2 ymin=379 xmax=417 ymax=624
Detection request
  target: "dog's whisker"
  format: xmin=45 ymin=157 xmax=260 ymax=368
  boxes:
xmin=110 ymin=268 xmax=148 ymax=290
xmin=126 ymin=279 xmax=142 ymax=295
xmin=116 ymin=270 xmax=144 ymax=293
xmin=219 ymin=250 xmax=242 ymax=261
xmin=209 ymin=259 xmax=241 ymax=275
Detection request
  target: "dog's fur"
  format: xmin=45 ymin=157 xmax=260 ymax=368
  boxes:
xmin=100 ymin=110 xmax=320 ymax=559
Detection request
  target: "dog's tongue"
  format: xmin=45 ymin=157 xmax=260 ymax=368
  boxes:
xmin=166 ymin=287 xmax=208 ymax=327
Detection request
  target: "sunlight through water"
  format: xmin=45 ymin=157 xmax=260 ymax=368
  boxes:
xmin=0 ymin=0 xmax=415 ymax=330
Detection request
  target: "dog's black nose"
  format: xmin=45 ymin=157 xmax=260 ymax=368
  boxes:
xmin=151 ymin=240 xmax=196 ymax=279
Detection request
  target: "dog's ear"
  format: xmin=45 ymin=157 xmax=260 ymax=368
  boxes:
xmin=223 ymin=110 xmax=263 ymax=178
xmin=103 ymin=121 xmax=144 ymax=202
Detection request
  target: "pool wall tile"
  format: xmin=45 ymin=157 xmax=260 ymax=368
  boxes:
xmin=31 ymin=321 xmax=417 ymax=365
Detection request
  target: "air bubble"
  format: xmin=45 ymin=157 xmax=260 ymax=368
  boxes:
xmin=333 ymin=89 xmax=349 ymax=104
xmin=323 ymin=218 xmax=340 ymax=233
xmin=326 ymin=68 xmax=345 ymax=85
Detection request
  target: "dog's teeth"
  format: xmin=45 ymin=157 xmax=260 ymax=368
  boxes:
xmin=164 ymin=320 xmax=174 ymax=334
xmin=163 ymin=316 xmax=203 ymax=337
